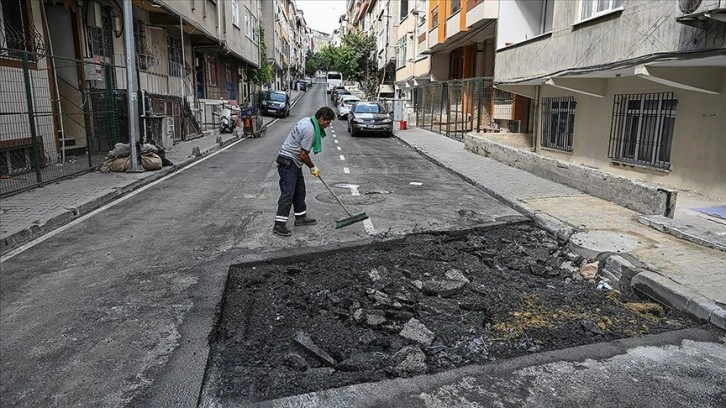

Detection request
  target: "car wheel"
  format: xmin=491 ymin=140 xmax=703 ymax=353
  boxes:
xmin=347 ymin=122 xmax=351 ymax=133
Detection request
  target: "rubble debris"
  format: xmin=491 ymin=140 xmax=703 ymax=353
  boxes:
xmin=624 ymin=302 xmax=664 ymax=316
xmin=338 ymin=352 xmax=392 ymax=372
xmin=293 ymin=331 xmax=337 ymax=367
xmin=393 ymin=345 xmax=427 ymax=374
xmin=366 ymin=314 xmax=387 ymax=327
xmin=282 ymin=353 xmax=308 ymax=372
xmin=422 ymin=279 xmax=467 ymax=297
xmin=399 ymin=318 xmax=435 ymax=346
xmin=444 ymin=269 xmax=470 ymax=283
xmin=580 ymin=261 xmax=599 ymax=279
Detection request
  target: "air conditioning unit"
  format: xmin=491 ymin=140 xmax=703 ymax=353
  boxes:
xmin=676 ymin=0 xmax=726 ymax=24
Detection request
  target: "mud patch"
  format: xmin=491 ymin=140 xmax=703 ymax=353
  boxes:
xmin=207 ymin=222 xmax=696 ymax=404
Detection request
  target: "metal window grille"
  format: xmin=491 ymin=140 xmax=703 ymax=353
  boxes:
xmin=541 ymin=96 xmax=575 ymax=151
xmin=608 ymin=92 xmax=676 ymax=169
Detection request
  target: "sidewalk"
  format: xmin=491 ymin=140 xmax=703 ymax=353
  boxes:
xmin=0 ymin=89 xmax=302 ymax=255
xmin=395 ymin=127 xmax=725 ymax=330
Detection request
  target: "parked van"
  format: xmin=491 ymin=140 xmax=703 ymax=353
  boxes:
xmin=326 ymin=71 xmax=343 ymax=94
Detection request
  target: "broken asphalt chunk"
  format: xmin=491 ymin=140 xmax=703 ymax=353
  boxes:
xmin=293 ymin=331 xmax=337 ymax=367
xmin=399 ymin=318 xmax=435 ymax=346
xmin=421 ymin=279 xmax=466 ymax=297
xmin=393 ymin=345 xmax=427 ymax=374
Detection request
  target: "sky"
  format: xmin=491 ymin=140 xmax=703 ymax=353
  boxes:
xmin=296 ymin=0 xmax=347 ymax=35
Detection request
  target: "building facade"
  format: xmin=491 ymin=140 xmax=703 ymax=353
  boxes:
xmin=495 ymin=0 xmax=726 ymax=198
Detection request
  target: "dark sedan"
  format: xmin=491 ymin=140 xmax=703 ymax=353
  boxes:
xmin=260 ymin=91 xmax=290 ymax=117
xmin=347 ymin=102 xmax=393 ymax=137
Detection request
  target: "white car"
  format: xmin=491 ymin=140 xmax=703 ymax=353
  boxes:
xmin=336 ymin=95 xmax=361 ymax=119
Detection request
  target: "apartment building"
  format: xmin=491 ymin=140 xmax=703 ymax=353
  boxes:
xmin=495 ymin=0 xmax=726 ymax=198
xmin=393 ymin=0 xmax=431 ymax=103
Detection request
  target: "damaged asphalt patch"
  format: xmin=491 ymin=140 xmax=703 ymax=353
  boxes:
xmin=203 ymin=222 xmax=697 ymax=405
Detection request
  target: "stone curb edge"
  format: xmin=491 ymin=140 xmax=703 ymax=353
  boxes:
xmin=395 ymin=131 xmax=726 ymax=333
xmin=0 ymin=92 xmax=308 ymax=254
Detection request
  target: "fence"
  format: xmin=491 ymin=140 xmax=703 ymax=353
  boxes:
xmin=0 ymin=50 xmax=199 ymax=197
xmin=414 ymin=77 xmax=494 ymax=141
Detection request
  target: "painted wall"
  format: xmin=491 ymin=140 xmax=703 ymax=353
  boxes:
xmin=495 ymin=0 xmax=726 ymax=82
xmin=537 ymin=74 xmax=726 ymax=199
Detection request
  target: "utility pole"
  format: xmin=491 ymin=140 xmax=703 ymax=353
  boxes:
xmin=123 ymin=0 xmax=142 ymax=172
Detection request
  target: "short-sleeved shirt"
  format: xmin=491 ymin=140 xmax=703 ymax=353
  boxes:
xmin=278 ymin=118 xmax=315 ymax=168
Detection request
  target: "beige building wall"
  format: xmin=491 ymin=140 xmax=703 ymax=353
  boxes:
xmin=537 ymin=74 xmax=726 ymax=199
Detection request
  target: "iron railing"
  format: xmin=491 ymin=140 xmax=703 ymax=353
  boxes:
xmin=414 ymin=77 xmax=494 ymax=141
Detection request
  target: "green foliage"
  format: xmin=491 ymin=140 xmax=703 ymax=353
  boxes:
xmin=247 ymin=27 xmax=273 ymax=85
xmin=306 ymin=31 xmax=378 ymax=95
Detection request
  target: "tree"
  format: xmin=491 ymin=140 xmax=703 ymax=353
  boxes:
xmin=247 ymin=27 xmax=273 ymax=86
xmin=306 ymin=31 xmax=378 ymax=97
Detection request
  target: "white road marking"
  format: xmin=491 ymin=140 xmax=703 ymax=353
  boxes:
xmin=334 ymin=139 xmax=338 ymax=144
xmin=363 ymin=218 xmax=376 ymax=235
xmin=409 ymin=182 xmax=423 ymax=186
xmin=339 ymin=155 xmax=345 ymax=161
xmin=0 ymin=137 xmax=249 ymax=263
xmin=343 ymin=167 xmax=350 ymax=174
xmin=337 ymin=146 xmax=341 ymax=151
xmin=338 ymin=183 xmax=360 ymax=196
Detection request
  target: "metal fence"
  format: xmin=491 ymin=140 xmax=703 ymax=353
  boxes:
xmin=0 ymin=50 xmax=200 ymax=197
xmin=0 ymin=50 xmax=127 ymax=196
xmin=415 ymin=77 xmax=494 ymax=141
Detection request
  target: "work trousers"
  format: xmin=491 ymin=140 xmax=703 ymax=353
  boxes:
xmin=275 ymin=156 xmax=307 ymax=225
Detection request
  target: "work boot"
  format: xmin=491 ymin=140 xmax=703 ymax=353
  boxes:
xmin=273 ymin=224 xmax=292 ymax=236
xmin=294 ymin=216 xmax=317 ymax=226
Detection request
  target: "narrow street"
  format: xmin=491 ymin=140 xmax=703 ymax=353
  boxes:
xmin=0 ymin=84 xmax=521 ymax=407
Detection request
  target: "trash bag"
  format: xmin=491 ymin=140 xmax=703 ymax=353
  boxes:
xmin=149 ymin=139 xmax=173 ymax=166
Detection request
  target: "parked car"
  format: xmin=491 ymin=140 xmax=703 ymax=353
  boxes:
xmin=260 ymin=90 xmax=290 ymax=117
xmin=330 ymin=86 xmax=347 ymax=101
xmin=295 ymin=80 xmax=307 ymax=91
xmin=333 ymin=89 xmax=351 ymax=104
xmin=336 ymin=95 xmax=361 ymax=119
xmin=303 ymin=77 xmax=313 ymax=87
xmin=347 ymin=101 xmax=393 ymax=137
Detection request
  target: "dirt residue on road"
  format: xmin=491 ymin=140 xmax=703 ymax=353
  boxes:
xmin=209 ymin=222 xmax=697 ymax=403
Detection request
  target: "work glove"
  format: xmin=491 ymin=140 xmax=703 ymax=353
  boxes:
xmin=310 ymin=166 xmax=320 ymax=177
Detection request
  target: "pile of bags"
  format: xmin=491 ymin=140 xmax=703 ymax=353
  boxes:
xmin=99 ymin=142 xmax=173 ymax=172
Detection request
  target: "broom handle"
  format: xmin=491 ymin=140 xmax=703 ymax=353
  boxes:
xmin=317 ymin=176 xmax=353 ymax=216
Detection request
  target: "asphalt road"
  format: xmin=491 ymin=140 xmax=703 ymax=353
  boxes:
xmin=0 ymin=84 xmax=520 ymax=407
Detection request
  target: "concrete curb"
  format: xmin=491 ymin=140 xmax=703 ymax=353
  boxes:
xmin=631 ymin=271 xmax=725 ymax=331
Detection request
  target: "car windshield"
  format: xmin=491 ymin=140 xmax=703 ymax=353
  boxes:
xmin=265 ymin=92 xmax=287 ymax=102
xmin=354 ymin=103 xmax=385 ymax=113
xmin=343 ymin=99 xmax=360 ymax=106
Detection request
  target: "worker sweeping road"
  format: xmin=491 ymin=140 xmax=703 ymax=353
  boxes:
xmin=273 ymin=106 xmax=335 ymax=237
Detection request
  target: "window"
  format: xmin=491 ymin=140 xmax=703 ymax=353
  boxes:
xmin=167 ymin=35 xmax=183 ymax=77
xmin=609 ymin=93 xmax=676 ymax=169
xmin=580 ymin=0 xmax=623 ymax=21
xmin=451 ymin=0 xmax=461 ymax=14
xmin=400 ymin=0 xmax=409 ymax=20
xmin=541 ymin=97 xmax=576 ymax=152
xmin=208 ymin=57 xmax=218 ymax=86
xmin=396 ymin=36 xmax=407 ymax=68
xmin=133 ymin=21 xmax=151 ymax=70
xmin=245 ymin=9 xmax=251 ymax=37
xmin=1 ymin=0 xmax=34 ymax=59
xmin=430 ymin=7 xmax=439 ymax=29
xmin=232 ymin=0 xmax=239 ymax=28
xmin=252 ymin=20 xmax=259 ymax=42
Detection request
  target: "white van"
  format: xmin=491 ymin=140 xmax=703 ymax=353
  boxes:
xmin=326 ymin=71 xmax=343 ymax=94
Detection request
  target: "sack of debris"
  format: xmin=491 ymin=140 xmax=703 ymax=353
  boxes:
xmin=141 ymin=152 xmax=162 ymax=170
xmin=108 ymin=143 xmax=131 ymax=158
xmin=110 ymin=156 xmax=130 ymax=172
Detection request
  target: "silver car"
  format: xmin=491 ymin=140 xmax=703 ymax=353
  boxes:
xmin=336 ymin=95 xmax=361 ymax=120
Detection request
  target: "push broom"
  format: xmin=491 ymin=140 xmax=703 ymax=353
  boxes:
xmin=317 ymin=176 xmax=369 ymax=229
